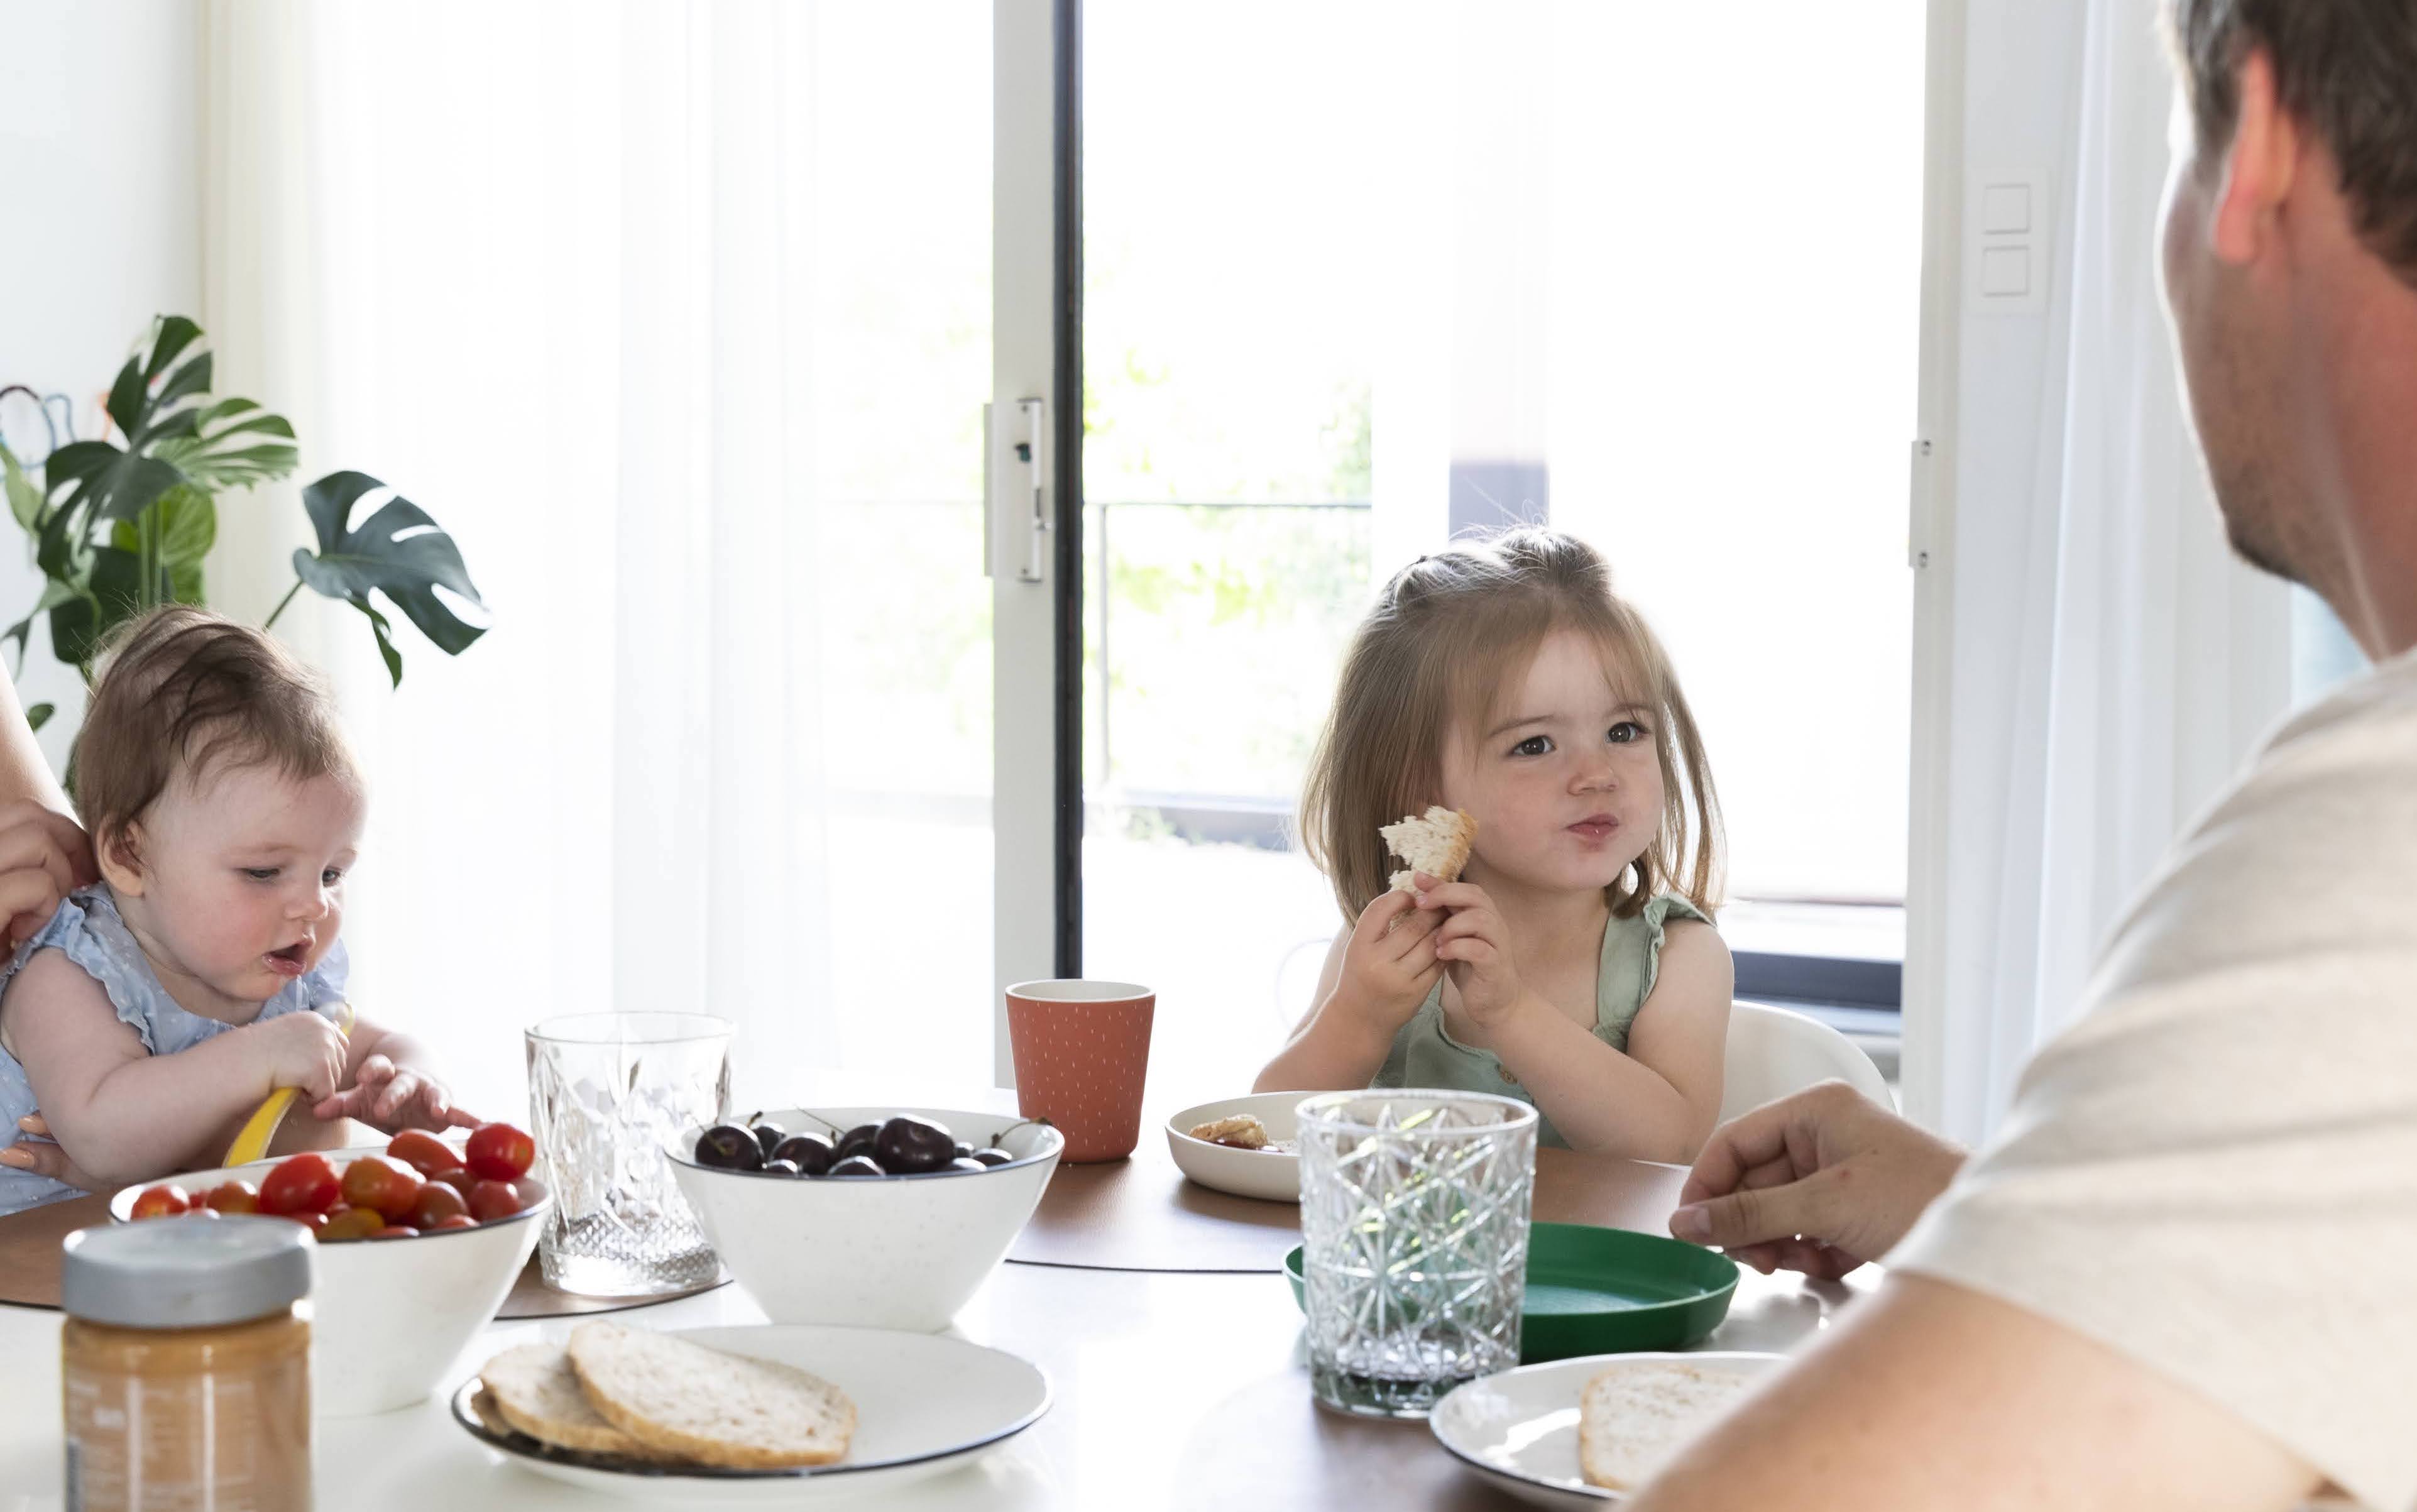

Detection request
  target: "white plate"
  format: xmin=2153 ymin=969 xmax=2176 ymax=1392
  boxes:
xmin=1428 ymin=1351 xmax=1785 ymax=1508
xmin=1163 ymin=1092 xmax=1305 ymax=1202
xmin=452 ymin=1324 xmax=1050 ymax=1503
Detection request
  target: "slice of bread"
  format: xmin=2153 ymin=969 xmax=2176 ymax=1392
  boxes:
xmin=567 ymin=1321 xmax=858 ymax=1470
xmin=480 ymin=1340 xmax=679 ymax=1461
xmin=1381 ymin=805 xmax=1477 ymax=892
xmin=1187 ymin=1114 xmax=1269 ymax=1149
xmin=1577 ymin=1359 xmax=1754 ymax=1491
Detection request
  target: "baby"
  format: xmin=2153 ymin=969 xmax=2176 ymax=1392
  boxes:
xmin=0 ymin=607 xmax=473 ymax=1214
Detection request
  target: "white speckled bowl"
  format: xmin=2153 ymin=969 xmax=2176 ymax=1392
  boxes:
xmin=111 ymin=1154 xmax=546 ymax=1416
xmin=668 ymin=1107 xmax=1061 ymax=1332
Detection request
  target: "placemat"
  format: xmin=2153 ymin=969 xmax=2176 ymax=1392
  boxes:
xmin=0 ymin=1193 xmax=725 ymax=1317
xmin=1008 ymin=1143 xmax=1691 ymax=1274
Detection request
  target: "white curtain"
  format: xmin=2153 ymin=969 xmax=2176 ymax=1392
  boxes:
xmin=197 ymin=2 xmax=881 ymax=1122
xmin=1904 ymin=0 xmax=2293 ymax=1144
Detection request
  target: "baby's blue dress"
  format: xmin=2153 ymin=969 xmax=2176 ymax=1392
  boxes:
xmin=0 ymin=888 xmax=347 ymax=1216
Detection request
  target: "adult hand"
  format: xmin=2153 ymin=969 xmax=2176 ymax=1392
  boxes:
xmin=1667 ymin=1080 xmax=1966 ymax=1279
xmin=0 ymin=1113 xmax=106 ymax=1192
xmin=0 ymin=801 xmax=94 ymax=952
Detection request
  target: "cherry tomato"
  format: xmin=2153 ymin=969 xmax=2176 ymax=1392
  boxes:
xmin=276 ymin=1208 xmax=330 ymax=1237
xmin=202 ymin=1181 xmax=260 ymax=1215
xmin=465 ymin=1122 xmax=535 ymax=1182
xmin=386 ymin=1129 xmax=464 ymax=1177
xmin=467 ymin=1179 xmax=523 ymax=1223
xmin=430 ymin=1168 xmax=480 ymax=1201
xmin=258 ymin=1153 xmax=340 ymax=1216
xmin=321 ymin=1205 xmax=386 ymax=1242
xmin=427 ymin=1213 xmax=478 ymax=1231
xmin=370 ymin=1225 xmax=420 ymax=1239
xmin=408 ymin=1181 xmax=469 ymax=1229
xmin=129 ymin=1185 xmax=191 ymax=1220
xmin=338 ymin=1154 xmax=424 ymax=1221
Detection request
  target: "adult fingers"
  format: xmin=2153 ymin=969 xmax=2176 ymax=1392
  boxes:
xmin=1667 ymin=1163 xmax=1852 ymax=1251
xmin=442 ymin=1105 xmax=485 ymax=1131
xmin=0 ymin=823 xmax=77 ymax=900
xmin=0 ymin=1139 xmax=67 ymax=1181
xmin=1675 ymin=1095 xmax=1812 ymax=1208
xmin=0 ymin=870 xmax=64 ymax=952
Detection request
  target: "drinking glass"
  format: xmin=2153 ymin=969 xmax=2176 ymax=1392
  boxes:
xmin=525 ymin=1012 xmax=732 ymax=1296
xmin=1296 ymin=1088 xmax=1538 ymax=1418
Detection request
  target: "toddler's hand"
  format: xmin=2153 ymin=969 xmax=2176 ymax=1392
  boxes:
xmin=1330 ymin=887 xmax=1445 ymax=1036
xmin=1415 ymin=876 xmax=1526 ymax=1027
xmin=256 ymin=1010 xmax=350 ymax=1103
xmin=312 ymin=1055 xmax=482 ymax=1134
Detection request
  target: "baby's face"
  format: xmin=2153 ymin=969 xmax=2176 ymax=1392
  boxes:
xmin=129 ymin=762 xmax=364 ymax=1004
xmin=1437 ymin=628 xmax=1664 ymax=896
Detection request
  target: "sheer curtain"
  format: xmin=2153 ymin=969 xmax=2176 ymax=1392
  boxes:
xmin=1904 ymin=0 xmax=2292 ymax=1144
xmin=197 ymin=2 xmax=924 ymax=1120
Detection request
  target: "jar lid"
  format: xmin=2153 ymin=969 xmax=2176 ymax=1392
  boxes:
xmin=63 ymin=1217 xmax=312 ymax=1329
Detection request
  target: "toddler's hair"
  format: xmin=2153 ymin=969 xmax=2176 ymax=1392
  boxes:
xmin=1300 ymin=527 xmax=1723 ymax=923
xmin=75 ymin=607 xmax=357 ymax=860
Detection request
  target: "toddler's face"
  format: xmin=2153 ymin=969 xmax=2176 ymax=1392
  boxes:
xmin=124 ymin=761 xmax=364 ymax=1005
xmin=1437 ymin=628 xmax=1664 ymax=896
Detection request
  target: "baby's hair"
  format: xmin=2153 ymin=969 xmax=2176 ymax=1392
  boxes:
xmin=1300 ymin=527 xmax=1723 ymax=924
xmin=75 ymin=607 xmax=358 ymax=867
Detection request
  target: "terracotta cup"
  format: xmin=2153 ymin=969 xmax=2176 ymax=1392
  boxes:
xmin=1004 ymin=979 xmax=1156 ymax=1163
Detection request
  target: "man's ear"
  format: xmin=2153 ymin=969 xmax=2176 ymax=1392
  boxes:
xmin=2210 ymin=48 xmax=2300 ymax=268
xmin=95 ymin=823 xmax=146 ymax=897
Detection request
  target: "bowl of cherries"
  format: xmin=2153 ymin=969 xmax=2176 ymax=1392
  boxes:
xmin=113 ymin=1123 xmax=547 ymax=1416
xmin=669 ymin=1106 xmax=1063 ymax=1332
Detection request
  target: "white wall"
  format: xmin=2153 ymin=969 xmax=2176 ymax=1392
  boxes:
xmin=0 ymin=0 xmax=202 ymax=771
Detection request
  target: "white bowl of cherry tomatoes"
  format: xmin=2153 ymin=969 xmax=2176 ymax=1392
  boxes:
xmin=114 ymin=1122 xmax=546 ymax=1416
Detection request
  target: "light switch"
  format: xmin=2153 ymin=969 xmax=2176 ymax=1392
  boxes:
xmin=1981 ymin=183 xmax=2031 ymax=235
xmin=1980 ymin=246 xmax=2030 ymax=297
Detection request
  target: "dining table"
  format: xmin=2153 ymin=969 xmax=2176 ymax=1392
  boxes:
xmin=0 ymin=1092 xmax=1874 ymax=1509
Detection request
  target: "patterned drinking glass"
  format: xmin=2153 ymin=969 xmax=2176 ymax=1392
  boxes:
xmin=1296 ymin=1088 xmax=1538 ymax=1418
xmin=525 ymin=1012 xmax=732 ymax=1296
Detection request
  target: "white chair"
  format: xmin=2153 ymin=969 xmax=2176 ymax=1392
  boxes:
xmin=1718 ymin=1000 xmax=1892 ymax=1124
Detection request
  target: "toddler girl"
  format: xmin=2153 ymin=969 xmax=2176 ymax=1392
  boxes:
xmin=1256 ymin=529 xmax=1731 ymax=1161
xmin=0 ymin=608 xmax=474 ymax=1214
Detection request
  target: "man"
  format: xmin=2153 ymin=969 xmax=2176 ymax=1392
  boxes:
xmin=1632 ymin=3 xmax=2417 ymax=1508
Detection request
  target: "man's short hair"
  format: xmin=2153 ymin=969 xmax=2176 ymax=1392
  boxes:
xmin=2168 ymin=0 xmax=2417 ymax=283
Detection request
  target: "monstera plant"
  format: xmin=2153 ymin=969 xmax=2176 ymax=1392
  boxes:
xmin=0 ymin=315 xmax=484 ymax=728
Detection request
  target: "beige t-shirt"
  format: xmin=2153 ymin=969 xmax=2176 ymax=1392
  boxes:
xmin=1890 ymin=646 xmax=2417 ymax=1511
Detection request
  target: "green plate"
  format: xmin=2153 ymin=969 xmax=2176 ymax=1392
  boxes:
xmin=1283 ymin=1222 xmax=1738 ymax=1362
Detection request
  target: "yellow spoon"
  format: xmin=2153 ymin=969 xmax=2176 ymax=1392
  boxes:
xmin=224 ymin=1002 xmax=357 ymax=1167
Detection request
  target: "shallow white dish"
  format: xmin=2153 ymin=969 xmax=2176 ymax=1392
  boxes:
xmin=112 ymin=1154 xmax=547 ymax=1416
xmin=1163 ymin=1092 xmax=1305 ymax=1203
xmin=669 ymin=1107 xmax=1061 ymax=1332
xmin=1428 ymin=1350 xmax=1785 ymax=1507
xmin=452 ymin=1323 xmax=1051 ymax=1503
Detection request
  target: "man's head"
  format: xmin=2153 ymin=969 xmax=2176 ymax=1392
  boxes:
xmin=2159 ymin=1 xmax=2417 ymax=616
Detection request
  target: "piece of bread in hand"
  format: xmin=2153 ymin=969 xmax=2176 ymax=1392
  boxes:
xmin=1577 ymin=1359 xmax=1755 ymax=1491
xmin=479 ymin=1340 xmax=681 ymax=1461
xmin=567 ymin=1320 xmax=857 ymax=1470
xmin=1381 ymin=805 xmax=1477 ymax=892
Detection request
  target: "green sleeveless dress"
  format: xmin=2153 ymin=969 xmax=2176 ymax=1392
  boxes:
xmin=1370 ymin=893 xmax=1712 ymax=1149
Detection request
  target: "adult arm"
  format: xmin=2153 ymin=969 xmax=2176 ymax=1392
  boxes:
xmin=1625 ymin=1274 xmax=2322 ymax=1512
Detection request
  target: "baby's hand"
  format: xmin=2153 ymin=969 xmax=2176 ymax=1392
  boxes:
xmin=1331 ymin=887 xmax=1445 ymax=1036
xmin=1414 ymin=875 xmax=1526 ymax=1027
xmin=256 ymin=1010 xmax=350 ymax=1102
xmin=312 ymin=1055 xmax=482 ymax=1134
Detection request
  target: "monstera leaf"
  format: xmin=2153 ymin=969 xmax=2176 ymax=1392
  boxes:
xmin=290 ymin=471 xmax=486 ymax=688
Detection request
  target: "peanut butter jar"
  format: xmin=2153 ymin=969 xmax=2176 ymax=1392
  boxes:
xmin=62 ymin=1216 xmax=314 ymax=1511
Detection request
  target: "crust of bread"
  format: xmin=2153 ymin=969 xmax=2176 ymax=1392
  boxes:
xmin=567 ymin=1321 xmax=857 ymax=1471
xmin=480 ymin=1340 xmax=677 ymax=1460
